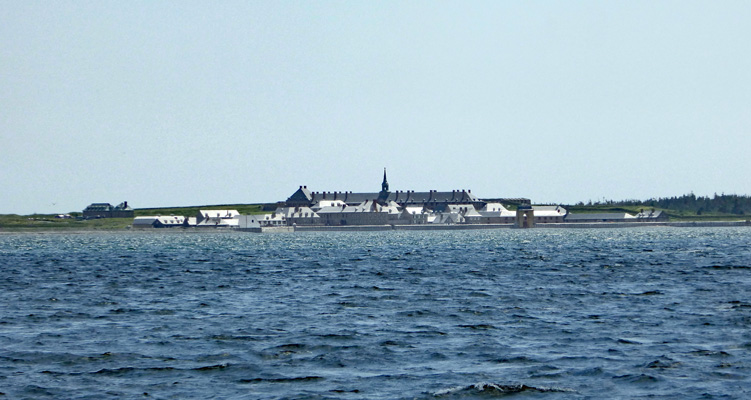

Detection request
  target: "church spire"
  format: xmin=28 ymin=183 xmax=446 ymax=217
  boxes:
xmin=377 ymin=168 xmax=391 ymax=205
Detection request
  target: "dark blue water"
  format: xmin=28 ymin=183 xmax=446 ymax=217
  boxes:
xmin=1 ymin=228 xmax=750 ymax=399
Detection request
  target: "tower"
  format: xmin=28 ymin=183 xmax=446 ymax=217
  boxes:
xmin=378 ymin=168 xmax=390 ymax=204
xmin=381 ymin=168 xmax=389 ymax=192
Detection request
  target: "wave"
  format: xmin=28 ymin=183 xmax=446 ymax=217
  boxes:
xmin=644 ymin=356 xmax=680 ymax=369
xmin=239 ymin=376 xmax=324 ymax=383
xmin=89 ymin=363 xmax=231 ymax=376
xmin=457 ymin=324 xmax=497 ymax=330
xmin=707 ymin=265 xmax=751 ymax=270
xmin=612 ymin=373 xmax=660 ymax=383
xmin=432 ymin=382 xmax=571 ymax=397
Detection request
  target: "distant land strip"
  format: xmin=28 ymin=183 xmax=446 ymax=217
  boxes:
xmin=2 ymin=193 xmax=751 ymax=231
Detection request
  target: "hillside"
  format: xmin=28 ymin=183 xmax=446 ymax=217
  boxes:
xmin=565 ymin=193 xmax=751 ymax=221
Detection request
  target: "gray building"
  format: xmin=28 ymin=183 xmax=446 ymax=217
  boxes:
xmin=286 ymin=169 xmax=485 ymax=210
xmin=132 ymin=215 xmax=185 ymax=228
xmin=316 ymin=200 xmax=402 ymax=226
xmin=636 ymin=209 xmax=668 ymax=221
xmin=83 ymin=201 xmax=134 ymax=218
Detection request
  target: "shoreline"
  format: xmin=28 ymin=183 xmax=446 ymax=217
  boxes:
xmin=2 ymin=220 xmax=749 ymax=234
xmin=286 ymin=220 xmax=751 ymax=232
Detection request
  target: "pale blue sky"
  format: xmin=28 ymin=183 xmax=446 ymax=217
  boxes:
xmin=2 ymin=1 xmax=749 ymax=214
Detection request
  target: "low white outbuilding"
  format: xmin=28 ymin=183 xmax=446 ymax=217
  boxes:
xmin=195 ymin=210 xmax=240 ymax=228
xmin=132 ymin=215 xmax=186 ymax=228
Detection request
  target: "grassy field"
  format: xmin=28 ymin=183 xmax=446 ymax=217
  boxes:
xmin=0 ymin=203 xmax=273 ymax=231
xmin=135 ymin=203 xmax=270 ymax=217
xmin=0 ymin=215 xmax=136 ymax=231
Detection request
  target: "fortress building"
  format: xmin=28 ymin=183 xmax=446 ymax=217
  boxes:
xmin=286 ymin=169 xmax=485 ymax=211
xmin=131 ymin=168 xmax=671 ymax=230
xmin=83 ymin=201 xmax=134 ymax=219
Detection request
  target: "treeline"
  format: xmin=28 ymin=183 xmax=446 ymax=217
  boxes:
xmin=576 ymin=193 xmax=751 ymax=215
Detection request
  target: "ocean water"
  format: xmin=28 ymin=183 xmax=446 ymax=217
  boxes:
xmin=1 ymin=227 xmax=750 ymax=399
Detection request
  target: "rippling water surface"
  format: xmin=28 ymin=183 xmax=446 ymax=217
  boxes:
xmin=1 ymin=228 xmax=750 ymax=399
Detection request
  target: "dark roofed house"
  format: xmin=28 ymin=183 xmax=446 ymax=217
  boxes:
xmin=83 ymin=201 xmax=134 ymax=219
xmin=83 ymin=203 xmax=113 ymax=218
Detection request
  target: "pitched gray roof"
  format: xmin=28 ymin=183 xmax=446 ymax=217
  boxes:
xmin=84 ymin=203 xmax=113 ymax=211
xmin=286 ymin=186 xmax=314 ymax=204
xmin=564 ymin=213 xmax=636 ymax=221
xmin=289 ymin=188 xmax=481 ymax=206
xmin=635 ymin=210 xmax=664 ymax=219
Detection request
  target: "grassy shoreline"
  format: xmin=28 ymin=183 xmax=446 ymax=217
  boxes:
xmin=2 ymin=203 xmax=749 ymax=231
xmin=0 ymin=203 xmax=272 ymax=231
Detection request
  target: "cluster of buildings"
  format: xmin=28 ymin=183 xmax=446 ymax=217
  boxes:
xmin=132 ymin=210 xmax=242 ymax=228
xmin=128 ymin=169 xmax=667 ymax=230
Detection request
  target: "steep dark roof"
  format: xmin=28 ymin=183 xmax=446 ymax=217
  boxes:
xmin=285 ymin=186 xmax=314 ymax=205
xmin=289 ymin=189 xmax=481 ymax=207
xmin=114 ymin=201 xmax=132 ymax=211
xmin=388 ymin=190 xmax=479 ymax=205
xmin=309 ymin=191 xmax=379 ymax=205
xmin=636 ymin=210 xmax=665 ymax=219
xmin=84 ymin=203 xmax=113 ymax=212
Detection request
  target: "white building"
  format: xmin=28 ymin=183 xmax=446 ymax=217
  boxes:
xmin=478 ymin=203 xmax=516 ymax=224
xmin=316 ymin=200 xmax=403 ymax=226
xmin=532 ymin=205 xmax=567 ymax=223
xmin=400 ymin=206 xmax=430 ymax=224
xmin=564 ymin=212 xmax=637 ymax=223
xmin=310 ymin=200 xmax=346 ymax=212
xmin=272 ymin=206 xmax=321 ymax=226
xmin=195 ymin=210 xmax=240 ymax=228
xmin=445 ymin=204 xmax=483 ymax=224
xmin=255 ymin=213 xmax=287 ymax=227
xmin=431 ymin=212 xmax=464 ymax=224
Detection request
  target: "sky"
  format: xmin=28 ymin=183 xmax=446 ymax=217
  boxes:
xmin=2 ymin=1 xmax=750 ymax=214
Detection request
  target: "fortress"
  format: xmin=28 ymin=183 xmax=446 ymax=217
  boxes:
xmin=286 ymin=169 xmax=488 ymax=210
xmin=132 ymin=169 xmax=669 ymax=230
xmin=249 ymin=169 xmax=551 ymax=228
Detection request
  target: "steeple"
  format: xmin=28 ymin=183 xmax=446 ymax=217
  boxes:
xmin=377 ymin=168 xmax=391 ymax=205
xmin=381 ymin=168 xmax=389 ymax=192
